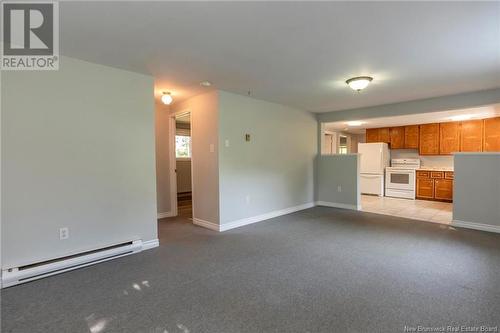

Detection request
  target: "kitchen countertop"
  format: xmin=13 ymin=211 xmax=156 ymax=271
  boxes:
xmin=417 ymin=167 xmax=454 ymax=172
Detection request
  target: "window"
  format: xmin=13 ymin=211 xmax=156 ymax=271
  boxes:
xmin=338 ymin=135 xmax=348 ymax=154
xmin=175 ymin=135 xmax=191 ymax=158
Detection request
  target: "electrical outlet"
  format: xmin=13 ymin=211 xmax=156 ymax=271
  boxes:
xmin=337 ymin=185 xmax=342 ymax=192
xmin=59 ymin=227 xmax=69 ymax=240
xmin=209 ymin=144 xmax=215 ymax=153
xmin=245 ymin=195 xmax=251 ymax=205
xmin=225 ymin=139 xmax=230 ymax=147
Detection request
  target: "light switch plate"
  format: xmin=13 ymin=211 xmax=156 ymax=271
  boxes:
xmin=209 ymin=144 xmax=215 ymax=152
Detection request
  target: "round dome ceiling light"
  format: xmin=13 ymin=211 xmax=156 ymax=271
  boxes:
xmin=161 ymin=92 xmax=173 ymax=105
xmin=200 ymin=81 xmax=212 ymax=87
xmin=346 ymin=76 xmax=373 ymax=92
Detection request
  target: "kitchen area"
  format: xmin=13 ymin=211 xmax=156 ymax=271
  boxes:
xmin=322 ymin=106 xmax=500 ymax=224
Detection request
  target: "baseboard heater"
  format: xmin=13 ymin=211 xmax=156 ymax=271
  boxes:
xmin=1 ymin=240 xmax=143 ymax=288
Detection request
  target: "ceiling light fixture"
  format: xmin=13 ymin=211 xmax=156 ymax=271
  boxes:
xmin=449 ymin=114 xmax=472 ymax=122
xmin=346 ymin=121 xmax=365 ymax=127
xmin=346 ymin=76 xmax=373 ymax=92
xmin=161 ymin=92 xmax=173 ymax=105
xmin=200 ymin=81 xmax=212 ymax=87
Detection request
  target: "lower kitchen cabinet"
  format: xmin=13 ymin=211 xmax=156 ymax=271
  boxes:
xmin=434 ymin=179 xmax=453 ymax=201
xmin=416 ymin=178 xmax=434 ymax=199
xmin=416 ymin=170 xmax=453 ymax=202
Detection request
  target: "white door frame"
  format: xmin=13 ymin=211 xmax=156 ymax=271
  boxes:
xmin=169 ymin=109 xmax=193 ymax=217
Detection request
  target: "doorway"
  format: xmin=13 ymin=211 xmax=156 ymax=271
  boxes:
xmin=169 ymin=111 xmax=193 ymax=219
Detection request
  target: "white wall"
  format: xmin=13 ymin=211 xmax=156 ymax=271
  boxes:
xmin=155 ymin=102 xmax=171 ymax=215
xmin=172 ymin=91 xmax=219 ymax=224
xmin=218 ymin=91 xmax=317 ymax=225
xmin=2 ymin=57 xmax=157 ymax=268
xmin=453 ymin=153 xmax=500 ymax=228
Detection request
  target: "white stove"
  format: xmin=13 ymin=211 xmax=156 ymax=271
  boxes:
xmin=385 ymin=159 xmax=421 ymax=199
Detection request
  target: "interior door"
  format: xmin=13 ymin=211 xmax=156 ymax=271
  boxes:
xmin=323 ymin=134 xmax=333 ymax=154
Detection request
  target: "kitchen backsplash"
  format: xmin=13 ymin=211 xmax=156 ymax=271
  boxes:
xmin=390 ymin=149 xmax=454 ymax=168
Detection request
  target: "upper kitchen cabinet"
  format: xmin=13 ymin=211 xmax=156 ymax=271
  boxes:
xmin=439 ymin=122 xmax=460 ymax=155
xmin=378 ymin=128 xmax=390 ymax=144
xmin=390 ymin=127 xmax=405 ymax=149
xmin=404 ymin=125 xmax=419 ymax=149
xmin=460 ymin=119 xmax=483 ymax=152
xmin=366 ymin=128 xmax=379 ymax=143
xmin=366 ymin=128 xmax=390 ymax=144
xmin=419 ymin=123 xmax=439 ymax=155
xmin=483 ymin=117 xmax=500 ymax=152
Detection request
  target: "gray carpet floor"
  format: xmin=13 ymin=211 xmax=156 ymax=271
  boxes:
xmin=2 ymin=207 xmax=500 ymax=333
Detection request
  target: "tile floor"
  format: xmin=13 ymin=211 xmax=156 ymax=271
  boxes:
xmin=361 ymin=194 xmax=453 ymax=224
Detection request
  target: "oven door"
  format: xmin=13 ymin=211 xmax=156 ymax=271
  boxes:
xmin=385 ymin=169 xmax=415 ymax=190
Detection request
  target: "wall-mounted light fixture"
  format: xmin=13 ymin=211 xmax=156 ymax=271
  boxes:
xmin=161 ymin=92 xmax=173 ymax=105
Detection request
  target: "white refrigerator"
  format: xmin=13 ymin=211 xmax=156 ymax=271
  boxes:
xmin=358 ymin=143 xmax=390 ymax=196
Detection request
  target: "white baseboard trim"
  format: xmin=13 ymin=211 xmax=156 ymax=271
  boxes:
xmin=142 ymin=239 xmax=160 ymax=250
xmin=157 ymin=211 xmax=175 ymax=219
xmin=315 ymin=201 xmax=360 ymax=211
xmin=219 ymin=202 xmax=316 ymax=232
xmin=451 ymin=220 xmax=500 ymax=234
xmin=193 ymin=218 xmax=220 ymax=231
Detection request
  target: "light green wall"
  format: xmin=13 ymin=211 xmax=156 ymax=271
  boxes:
xmin=218 ymin=91 xmax=317 ymax=224
xmin=317 ymin=88 xmax=500 ymax=123
xmin=1 ymin=56 xmax=157 ymax=268
xmin=453 ymin=153 xmax=500 ymax=227
xmin=155 ymin=103 xmax=171 ymax=215
xmin=316 ymin=155 xmax=360 ymax=209
xmin=172 ymin=91 xmax=220 ymax=224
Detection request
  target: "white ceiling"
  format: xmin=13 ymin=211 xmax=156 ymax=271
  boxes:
xmin=324 ymin=104 xmax=500 ymax=134
xmin=59 ymin=2 xmax=500 ymax=112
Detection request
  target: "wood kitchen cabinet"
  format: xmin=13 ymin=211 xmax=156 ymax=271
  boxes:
xmin=419 ymin=123 xmax=440 ymax=155
xmin=434 ymin=179 xmax=453 ymax=201
xmin=366 ymin=128 xmax=390 ymax=144
xmin=483 ymin=117 xmax=500 ymax=152
xmin=439 ymin=122 xmax=460 ymax=155
xmin=366 ymin=128 xmax=379 ymax=143
xmin=460 ymin=119 xmax=483 ymax=152
xmin=378 ymin=128 xmax=390 ymax=144
xmin=404 ymin=125 xmax=419 ymax=149
xmin=416 ymin=170 xmax=453 ymax=202
xmin=390 ymin=127 xmax=405 ymax=149
xmin=416 ymin=178 xmax=435 ymax=199
xmin=365 ymin=115 xmax=498 ymax=153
